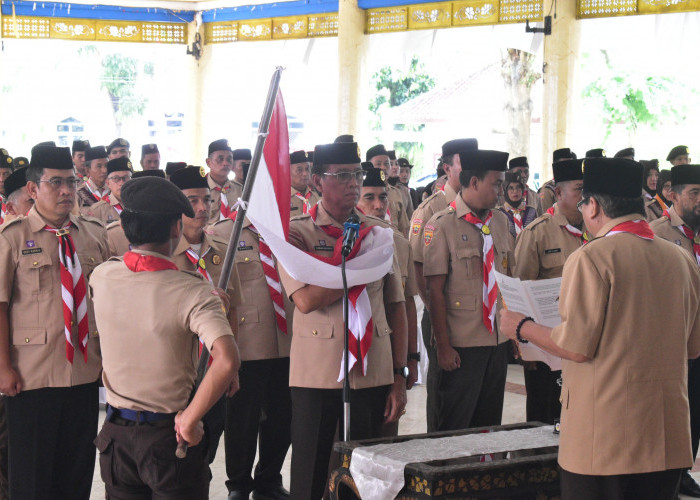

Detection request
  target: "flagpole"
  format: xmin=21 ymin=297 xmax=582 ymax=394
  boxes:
xmin=176 ymin=66 xmax=284 ymax=459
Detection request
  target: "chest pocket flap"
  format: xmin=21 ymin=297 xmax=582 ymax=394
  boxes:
xmin=455 ymin=247 xmax=481 ymax=277
xmin=18 ymin=251 xmax=53 ymax=293
xmin=237 ymin=258 xmax=264 ymax=281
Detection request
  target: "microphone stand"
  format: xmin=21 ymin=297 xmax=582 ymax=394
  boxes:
xmin=341 ymin=252 xmax=350 ymax=442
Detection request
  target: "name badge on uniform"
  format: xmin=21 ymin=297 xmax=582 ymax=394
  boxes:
xmin=238 ymin=241 xmax=253 ymax=251
xmin=315 ymin=244 xmax=334 ymax=251
xmin=22 ymin=248 xmax=42 ymax=255
xmin=544 ymin=248 xmax=561 ymax=254
xmin=290 ymin=206 xmax=299 ymax=211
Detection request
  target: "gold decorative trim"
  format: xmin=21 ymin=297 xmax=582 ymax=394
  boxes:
xmin=577 ymin=0 xmax=637 ymax=18
xmin=366 ymin=7 xmax=408 ymax=32
xmin=307 ymin=13 xmax=339 ymax=37
xmin=452 ymin=1 xmax=499 ymax=25
xmin=205 ymin=21 xmax=238 ymax=43
xmin=272 ymin=15 xmax=308 ymax=39
xmin=408 ymin=2 xmax=453 ymax=29
xmin=498 ymin=0 xmax=543 ymax=23
xmin=238 ymin=18 xmax=272 ymax=40
xmin=96 ymin=20 xmax=142 ymax=41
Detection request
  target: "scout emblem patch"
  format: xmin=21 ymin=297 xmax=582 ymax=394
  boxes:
xmin=26 ymin=240 xmax=35 ymax=248
xmin=424 ymin=225 xmax=434 ymax=246
xmin=411 ymin=218 xmax=422 ymax=236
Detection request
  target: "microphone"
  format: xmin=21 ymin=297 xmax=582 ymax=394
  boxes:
xmin=341 ymin=214 xmax=361 ymax=257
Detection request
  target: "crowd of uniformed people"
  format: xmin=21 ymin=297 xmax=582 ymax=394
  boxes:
xmin=0 ymin=135 xmax=698 ymax=500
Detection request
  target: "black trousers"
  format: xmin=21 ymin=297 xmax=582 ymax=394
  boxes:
xmin=689 ymin=359 xmax=700 ymax=460
xmin=437 ymin=343 xmax=508 ymax=431
xmin=524 ymin=362 xmax=561 ymax=424
xmin=421 ymin=310 xmax=440 ymax=432
xmin=0 ymin=396 xmax=8 ymax=500
xmin=6 ymin=382 xmax=99 ymax=500
xmin=290 ymin=385 xmax=390 ymax=500
xmin=96 ymin=418 xmax=209 ymax=499
xmin=225 ymin=358 xmax=292 ymax=494
xmin=202 ymin=394 xmax=226 ymax=464
xmin=560 ymin=467 xmax=681 ymax=500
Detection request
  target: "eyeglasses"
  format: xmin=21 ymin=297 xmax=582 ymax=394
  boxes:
xmin=107 ymin=175 xmax=131 ymax=183
xmin=577 ymin=198 xmax=589 ymax=212
xmin=38 ymin=177 xmax=80 ymax=190
xmin=323 ymin=170 xmax=366 ymax=183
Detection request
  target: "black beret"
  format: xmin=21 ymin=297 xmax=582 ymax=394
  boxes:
xmin=398 ymin=158 xmax=412 ymax=169
xmin=658 ymin=169 xmax=672 ymax=187
xmin=458 ymin=150 xmax=509 ymax=172
xmin=504 ymin=171 xmax=524 ymax=188
xmin=132 ymin=169 xmax=166 ymax=179
xmin=582 ymin=158 xmax=642 ymax=198
xmin=170 ymin=166 xmax=209 ymax=190
xmin=4 ymin=167 xmax=27 ymax=196
xmin=107 ymin=138 xmax=130 ymax=153
xmin=387 ymin=150 xmax=396 ymax=161
xmin=553 ymin=159 xmax=584 ymax=183
xmin=208 ymin=139 xmax=232 ymax=156
xmin=671 ymin=165 xmax=700 ymax=186
xmin=107 ymin=157 xmax=133 ymax=175
xmin=314 ymin=142 xmax=361 ymax=167
xmin=31 ymin=141 xmax=56 ymax=157
xmin=85 ymin=146 xmax=108 ymax=162
xmin=141 ymin=143 xmax=159 ymax=156
xmin=508 ymin=156 xmax=528 ymax=169
xmin=585 ymin=148 xmax=606 ymax=158
xmin=334 ymin=135 xmax=354 ymax=143
xmin=441 ymin=138 xmax=478 ymax=158
xmin=165 ymin=162 xmax=187 ymax=176
xmin=233 ymin=149 xmax=252 ymax=161
xmin=667 ymin=145 xmax=690 ymax=162
xmin=30 ymin=146 xmax=73 ymax=170
xmin=366 ymin=144 xmax=389 ymax=161
xmin=290 ymin=150 xmax=310 ymax=164
xmin=13 ymin=157 xmax=28 ymax=170
xmin=553 ymin=148 xmax=576 ymax=162
xmin=0 ymin=149 xmax=13 ymax=169
xmin=363 ymin=168 xmax=386 ymax=187
xmin=72 ymin=140 xmax=90 ymax=154
xmin=121 ymin=176 xmax=194 ymax=218
xmin=614 ymin=147 xmax=635 ymax=159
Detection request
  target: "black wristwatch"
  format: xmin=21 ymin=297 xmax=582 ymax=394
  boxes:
xmin=408 ymin=352 xmax=421 ymax=362
xmin=394 ymin=366 xmax=409 ymax=379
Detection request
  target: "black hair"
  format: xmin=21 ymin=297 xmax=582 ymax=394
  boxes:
xmin=25 ymin=164 xmax=43 ymax=184
xmin=121 ymin=210 xmax=181 ymax=246
xmin=582 ymin=191 xmax=645 ymax=219
xmin=459 ymin=169 xmax=488 ymax=188
xmin=311 ymin=163 xmax=329 ymax=176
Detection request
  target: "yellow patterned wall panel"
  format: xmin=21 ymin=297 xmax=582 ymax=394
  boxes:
xmin=238 ymin=19 xmax=272 ymax=40
xmin=141 ymin=22 xmax=186 ymax=43
xmin=95 ymin=20 xmax=143 ymax=42
xmin=408 ymin=2 xmax=453 ymax=29
xmin=307 ymin=13 xmax=339 ymax=36
xmin=272 ymin=16 xmax=308 ymax=39
xmin=498 ymin=0 xmax=543 ymax=22
xmin=452 ymin=0 xmax=499 ymax=25
xmin=2 ymin=16 xmax=50 ymax=38
xmin=205 ymin=21 xmax=239 ymax=43
xmin=50 ymin=18 xmax=95 ymax=40
xmin=638 ymin=0 xmax=700 ymax=14
xmin=366 ymin=7 xmax=408 ymax=32
xmin=577 ymin=0 xmax=637 ymax=18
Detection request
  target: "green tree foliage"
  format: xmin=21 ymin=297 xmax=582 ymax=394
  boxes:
xmin=100 ymin=54 xmax=154 ymax=135
xmin=581 ymin=50 xmax=684 ymax=140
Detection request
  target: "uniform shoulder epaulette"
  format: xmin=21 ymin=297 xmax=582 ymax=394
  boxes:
xmin=0 ymin=216 xmax=23 ymax=233
xmin=416 ymin=191 xmax=440 ymax=211
xmin=106 ymin=220 xmax=121 ymax=230
xmin=182 ymin=269 xmax=206 ymax=281
xmin=78 ymin=214 xmax=106 ymax=228
xmin=363 ymin=214 xmax=392 ymax=229
xmin=431 ymin=207 xmax=452 ymax=223
xmin=290 ymin=213 xmax=311 ymax=222
xmin=524 ymin=213 xmax=552 ymax=231
xmin=212 ymin=218 xmax=233 ymax=228
xmin=209 ymin=234 xmax=231 ymax=249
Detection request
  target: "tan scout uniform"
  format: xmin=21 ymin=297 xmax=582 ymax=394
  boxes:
xmin=538 ymin=180 xmax=556 ymax=212
xmin=396 ymin=183 xmax=414 ymax=219
xmin=387 ymin=184 xmax=410 ymax=237
xmin=552 ymin=214 xmax=700 ymax=475
xmin=207 ymin=175 xmax=243 ymax=224
xmin=77 ymin=177 xmax=109 ymax=208
xmin=393 ymin=228 xmax=418 ymax=298
xmin=497 ymin=186 xmax=541 ymax=215
xmin=80 ymin=193 xmax=121 ymax=224
xmin=645 ymin=196 xmax=666 ymax=221
xmin=650 ymin=205 xmax=693 ymax=253
xmin=409 ymin=183 xmax=458 ymax=265
xmin=290 ymin=186 xmax=320 ymax=218
xmin=106 ymin=220 xmax=130 ymax=256
xmin=514 ymin=204 xmax=586 ymax=280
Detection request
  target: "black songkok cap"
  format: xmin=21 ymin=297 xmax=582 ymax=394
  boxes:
xmin=582 ymin=158 xmax=643 ymax=198
xmin=363 ymin=168 xmax=386 ymax=187
xmin=208 ymin=139 xmax=232 ymax=156
xmin=0 ymin=149 xmax=13 ymax=170
xmin=233 ymin=149 xmax=251 ymax=161
xmin=107 ymin=138 xmax=129 ymax=153
xmin=290 ymin=150 xmax=310 ymax=164
xmin=553 ymin=148 xmax=576 ymax=162
xmin=334 ymin=135 xmax=354 ymax=143
xmin=31 ymin=141 xmax=56 ymax=157
xmin=165 ymin=162 xmax=187 ymax=176
xmin=132 ymin=170 xmax=165 ymax=179
xmin=387 ymin=150 xmax=396 ymax=161
xmin=361 ymin=161 xmax=374 ymax=171
xmin=667 ymin=145 xmax=690 ymax=162
xmin=458 ymin=150 xmax=509 ymax=172
xmin=366 ymin=144 xmax=388 ymax=162
xmin=85 ymin=146 xmax=108 ymax=162
xmin=122 ymin=176 xmax=194 ymax=218
xmin=441 ymin=138 xmax=478 ymax=158
xmin=614 ymin=147 xmax=635 ymax=159
xmin=141 ymin=143 xmax=159 ymax=157
xmin=170 ymin=166 xmax=209 ymax=190
xmin=30 ymin=146 xmax=73 ymax=170
xmin=72 ymin=140 xmax=90 ymax=154
xmin=585 ymin=148 xmax=606 ymax=158
xmin=671 ymin=164 xmax=700 ymax=186
xmin=398 ymin=158 xmax=412 ymax=169
xmin=13 ymin=157 xmax=28 ymax=170
xmin=314 ymin=142 xmax=361 ymax=167
xmin=553 ymin=159 xmax=584 ymax=183
xmin=4 ymin=167 xmax=27 ymax=196
xmin=508 ymin=156 xmax=528 ymax=169
xmin=107 ymin=157 xmax=133 ymax=175
xmin=307 ymin=151 xmax=314 ymax=163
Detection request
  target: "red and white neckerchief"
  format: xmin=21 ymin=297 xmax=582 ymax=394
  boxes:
xmin=605 ymin=219 xmax=655 ymax=241
xmin=85 ymin=182 xmax=109 ymax=203
xmin=44 ymin=222 xmax=89 ymax=363
xmin=663 ymin=210 xmax=700 ymax=266
xmin=0 ymin=198 xmax=6 ymax=225
xmin=184 ymin=247 xmax=213 ymax=283
xmin=124 ymin=251 xmax=179 ymax=272
xmin=213 ymin=184 xmax=232 ymax=220
xmin=293 ymin=191 xmax=312 ymax=215
xmin=113 ymin=203 xmax=123 ymax=215
xmin=308 ymin=205 xmax=374 ymax=379
xmin=547 ymin=206 xmax=589 ymax=243
xmin=453 ymin=201 xmax=497 ymax=334
xmin=506 ymin=205 xmax=524 ymax=235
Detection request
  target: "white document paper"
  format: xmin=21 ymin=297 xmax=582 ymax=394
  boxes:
xmin=495 ymin=271 xmax=562 ymax=370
